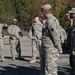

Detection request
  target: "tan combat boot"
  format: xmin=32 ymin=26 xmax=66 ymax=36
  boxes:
xmin=29 ymin=57 xmax=36 ymax=64
xmin=12 ymin=56 xmax=16 ymax=60
xmin=1 ymin=57 xmax=5 ymax=62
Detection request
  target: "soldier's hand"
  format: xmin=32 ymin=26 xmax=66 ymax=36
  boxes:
xmin=29 ymin=36 xmax=33 ymax=39
xmin=59 ymin=48 xmax=63 ymax=54
xmin=30 ymin=37 xmax=33 ymax=39
xmin=12 ymin=34 xmax=17 ymax=38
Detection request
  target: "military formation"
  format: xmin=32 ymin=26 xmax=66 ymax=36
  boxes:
xmin=0 ymin=3 xmax=75 ymax=75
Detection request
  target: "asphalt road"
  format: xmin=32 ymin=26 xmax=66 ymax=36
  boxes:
xmin=0 ymin=36 xmax=71 ymax=75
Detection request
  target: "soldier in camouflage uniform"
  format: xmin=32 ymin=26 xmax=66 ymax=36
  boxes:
xmin=60 ymin=26 xmax=67 ymax=50
xmin=40 ymin=4 xmax=62 ymax=75
xmin=8 ymin=19 xmax=23 ymax=60
xmin=0 ymin=23 xmax=8 ymax=62
xmin=29 ymin=15 xmax=43 ymax=64
xmin=68 ymin=8 xmax=75 ymax=75
xmin=39 ymin=12 xmax=47 ymax=75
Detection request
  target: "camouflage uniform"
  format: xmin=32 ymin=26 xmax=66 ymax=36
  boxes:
xmin=29 ymin=22 xmax=43 ymax=60
xmin=8 ymin=24 xmax=22 ymax=59
xmin=0 ymin=23 xmax=4 ymax=59
xmin=41 ymin=14 xmax=61 ymax=75
xmin=60 ymin=28 xmax=67 ymax=52
xmin=60 ymin=28 xmax=67 ymax=44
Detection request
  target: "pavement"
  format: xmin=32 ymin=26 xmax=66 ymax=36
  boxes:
xmin=0 ymin=36 xmax=71 ymax=75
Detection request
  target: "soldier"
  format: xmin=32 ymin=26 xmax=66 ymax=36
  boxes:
xmin=66 ymin=13 xmax=70 ymax=21
xmin=68 ymin=8 xmax=75 ymax=75
xmin=0 ymin=23 xmax=8 ymax=62
xmin=60 ymin=25 xmax=67 ymax=51
xmin=69 ymin=10 xmax=74 ymax=27
xmin=40 ymin=4 xmax=62 ymax=75
xmin=8 ymin=19 xmax=23 ymax=60
xmin=39 ymin=12 xmax=47 ymax=75
xmin=29 ymin=15 xmax=43 ymax=64
xmin=67 ymin=10 xmax=74 ymax=50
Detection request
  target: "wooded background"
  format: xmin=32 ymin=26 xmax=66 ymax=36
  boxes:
xmin=0 ymin=0 xmax=75 ymax=31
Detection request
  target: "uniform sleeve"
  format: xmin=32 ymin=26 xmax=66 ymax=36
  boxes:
xmin=63 ymin=29 xmax=67 ymax=40
xmin=17 ymin=26 xmax=22 ymax=39
xmin=47 ymin=19 xmax=62 ymax=51
xmin=3 ymin=24 xmax=8 ymax=27
xmin=29 ymin=27 xmax=33 ymax=38
xmin=17 ymin=26 xmax=21 ymax=32
xmin=8 ymin=26 xmax=13 ymax=35
xmin=0 ymin=24 xmax=4 ymax=28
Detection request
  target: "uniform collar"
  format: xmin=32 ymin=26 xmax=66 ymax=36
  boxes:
xmin=46 ymin=14 xmax=53 ymax=23
xmin=12 ymin=24 xmax=17 ymax=26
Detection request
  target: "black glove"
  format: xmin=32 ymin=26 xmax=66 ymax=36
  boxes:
xmin=18 ymin=32 xmax=23 ymax=37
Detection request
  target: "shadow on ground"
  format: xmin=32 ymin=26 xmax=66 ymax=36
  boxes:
xmin=58 ymin=67 xmax=72 ymax=75
xmin=0 ymin=55 xmax=71 ymax=75
xmin=5 ymin=56 xmax=32 ymax=62
xmin=0 ymin=65 xmax=40 ymax=75
xmin=0 ymin=65 xmax=71 ymax=75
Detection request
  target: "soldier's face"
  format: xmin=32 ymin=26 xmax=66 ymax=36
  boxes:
xmin=13 ymin=21 xmax=17 ymax=25
xmin=66 ymin=15 xmax=70 ymax=20
xmin=70 ymin=13 xmax=73 ymax=19
xmin=34 ymin=17 xmax=40 ymax=22
xmin=42 ymin=10 xmax=51 ymax=18
xmin=60 ymin=26 xmax=62 ymax=29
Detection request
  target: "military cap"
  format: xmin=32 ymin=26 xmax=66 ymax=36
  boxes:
xmin=13 ymin=19 xmax=17 ymax=22
xmin=41 ymin=4 xmax=52 ymax=10
xmin=69 ymin=10 xmax=73 ymax=14
xmin=71 ymin=8 xmax=75 ymax=13
xmin=66 ymin=13 xmax=69 ymax=15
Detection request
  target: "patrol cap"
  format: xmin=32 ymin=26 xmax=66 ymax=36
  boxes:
xmin=41 ymin=4 xmax=52 ymax=10
xmin=13 ymin=18 xmax=17 ymax=22
xmin=66 ymin=13 xmax=69 ymax=16
xmin=69 ymin=10 xmax=73 ymax=14
xmin=71 ymin=8 xmax=75 ymax=13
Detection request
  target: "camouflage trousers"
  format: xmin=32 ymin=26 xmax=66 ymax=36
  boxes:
xmin=10 ymin=39 xmax=21 ymax=57
xmin=32 ymin=39 xmax=41 ymax=59
xmin=40 ymin=48 xmax=59 ymax=75
xmin=0 ymin=39 xmax=4 ymax=58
